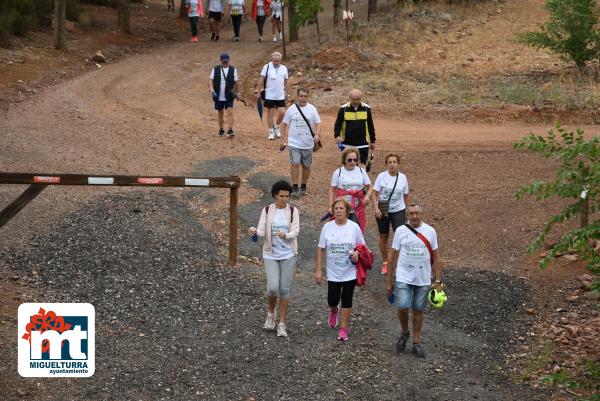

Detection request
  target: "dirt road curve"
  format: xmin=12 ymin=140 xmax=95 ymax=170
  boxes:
xmin=0 ymin=30 xmax=580 ymax=400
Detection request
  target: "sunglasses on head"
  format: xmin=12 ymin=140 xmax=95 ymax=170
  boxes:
xmin=346 ymin=158 xmax=358 ymax=162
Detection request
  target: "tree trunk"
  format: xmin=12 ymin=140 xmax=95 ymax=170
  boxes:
xmin=116 ymin=0 xmax=131 ymax=34
xmin=282 ymin=3 xmax=286 ymax=58
xmin=333 ymin=0 xmax=342 ymax=26
xmin=179 ymin=0 xmax=187 ymax=18
xmin=54 ymin=0 xmax=66 ymax=50
xmin=368 ymin=0 xmax=377 ymax=19
xmin=287 ymin=0 xmax=299 ymax=42
xmin=315 ymin=14 xmax=321 ymax=46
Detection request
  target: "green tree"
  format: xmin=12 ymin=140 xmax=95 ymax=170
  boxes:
xmin=518 ymin=0 xmax=600 ymax=68
xmin=292 ymin=0 xmax=321 ymax=42
xmin=514 ymin=124 xmax=600 ymax=289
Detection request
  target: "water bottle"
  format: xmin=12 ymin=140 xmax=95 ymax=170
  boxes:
xmin=388 ymin=288 xmax=395 ymax=304
xmin=337 ymin=142 xmax=344 ymax=151
xmin=279 ymin=142 xmax=287 ymax=152
xmin=250 ymin=228 xmax=258 ymax=242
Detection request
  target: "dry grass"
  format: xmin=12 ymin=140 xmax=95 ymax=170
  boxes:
xmin=345 ymin=0 xmax=600 ymax=114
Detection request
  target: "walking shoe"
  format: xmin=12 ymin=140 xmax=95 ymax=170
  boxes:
xmin=263 ymin=312 xmax=276 ymax=330
xmin=211 ymin=32 xmax=216 ymax=41
xmin=233 ymin=37 xmax=240 ymax=42
xmin=274 ymin=125 xmax=281 ymax=138
xmin=215 ymin=35 xmax=219 ymax=41
xmin=267 ymin=128 xmax=276 ymax=140
xmin=327 ymin=308 xmax=338 ymax=328
xmin=337 ymin=327 xmax=349 ymax=341
xmin=273 ymin=36 xmax=277 ymax=42
xmin=381 ymin=262 xmax=388 ymax=275
xmin=217 ymin=128 xmax=225 ymax=137
xmin=290 ymin=189 xmax=300 ymax=198
xmin=412 ymin=343 xmax=425 ymax=357
xmin=299 ymin=185 xmax=308 ymax=196
xmin=258 ymin=36 xmax=263 ymax=42
xmin=279 ymin=32 xmax=283 ymax=40
xmin=227 ymin=128 xmax=235 ymax=138
xmin=277 ymin=322 xmax=288 ymax=337
xmin=191 ymin=36 xmax=198 ymax=42
xmin=396 ymin=332 xmax=410 ymax=352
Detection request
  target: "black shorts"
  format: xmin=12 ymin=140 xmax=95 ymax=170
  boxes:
xmin=264 ymin=99 xmax=286 ymax=108
xmin=208 ymin=11 xmax=222 ymax=21
xmin=376 ymin=209 xmax=406 ymax=235
xmin=328 ymin=279 xmax=357 ymax=308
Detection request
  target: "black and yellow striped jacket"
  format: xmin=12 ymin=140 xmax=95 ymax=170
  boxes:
xmin=333 ymin=102 xmax=376 ymax=146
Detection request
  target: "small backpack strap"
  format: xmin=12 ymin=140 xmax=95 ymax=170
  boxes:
xmin=289 ymin=205 xmax=294 ymax=223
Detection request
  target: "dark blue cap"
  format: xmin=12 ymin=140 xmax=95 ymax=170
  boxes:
xmin=220 ymin=53 xmax=230 ymax=61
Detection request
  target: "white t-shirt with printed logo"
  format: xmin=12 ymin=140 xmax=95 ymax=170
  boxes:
xmin=318 ymin=220 xmax=365 ymax=282
xmin=260 ymin=63 xmax=288 ymax=101
xmin=283 ymin=103 xmax=321 ymax=150
xmin=391 ymin=222 xmax=438 ymax=286
xmin=374 ymin=171 xmax=409 ymax=213
xmin=330 ymin=167 xmax=371 ymax=210
xmin=209 ymin=66 xmax=239 ymax=101
xmin=264 ymin=208 xmax=294 ymax=260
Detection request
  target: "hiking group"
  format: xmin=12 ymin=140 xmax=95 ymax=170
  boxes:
xmin=242 ymin=52 xmax=444 ymax=358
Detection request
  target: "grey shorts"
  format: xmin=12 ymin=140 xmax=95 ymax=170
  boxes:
xmin=289 ymin=146 xmax=312 ymax=168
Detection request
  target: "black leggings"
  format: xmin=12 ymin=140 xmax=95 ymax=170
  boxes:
xmin=189 ymin=16 xmax=198 ymax=36
xmin=256 ymin=15 xmax=267 ymax=36
xmin=231 ymin=14 xmax=242 ymax=38
xmin=328 ymin=279 xmax=357 ymax=308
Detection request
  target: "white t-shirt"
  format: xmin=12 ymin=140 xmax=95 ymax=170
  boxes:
xmin=270 ymin=0 xmax=282 ymax=18
xmin=209 ymin=66 xmax=239 ymax=101
xmin=391 ymin=222 xmax=438 ymax=286
xmin=264 ymin=208 xmax=294 ymax=260
xmin=187 ymin=0 xmax=200 ymax=17
xmin=229 ymin=0 xmax=244 ymax=15
xmin=330 ymin=167 xmax=371 ymax=210
xmin=318 ymin=220 xmax=365 ymax=282
xmin=260 ymin=63 xmax=288 ymax=101
xmin=374 ymin=171 xmax=409 ymax=213
xmin=282 ymin=103 xmax=321 ymax=150
xmin=209 ymin=0 xmax=224 ymax=12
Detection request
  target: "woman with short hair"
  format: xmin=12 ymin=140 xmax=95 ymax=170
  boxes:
xmin=329 ymin=146 xmax=372 ymax=233
xmin=315 ymin=198 xmax=366 ymax=341
xmin=372 ymin=153 xmax=410 ymax=275
xmin=249 ymin=180 xmax=299 ymax=337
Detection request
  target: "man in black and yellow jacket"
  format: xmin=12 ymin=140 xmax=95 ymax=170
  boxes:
xmin=334 ymin=88 xmax=376 ymax=165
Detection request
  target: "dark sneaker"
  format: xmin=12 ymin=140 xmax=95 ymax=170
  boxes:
xmin=215 ymin=35 xmax=219 ymax=42
xmin=299 ymin=186 xmax=308 ymax=195
xmin=227 ymin=129 xmax=235 ymax=138
xmin=291 ymin=190 xmax=300 ymax=198
xmin=210 ymin=32 xmax=216 ymax=41
xmin=218 ymin=128 xmax=225 ymax=137
xmin=396 ymin=332 xmax=410 ymax=352
xmin=412 ymin=343 xmax=425 ymax=358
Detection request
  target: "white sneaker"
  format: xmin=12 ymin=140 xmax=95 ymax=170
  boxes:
xmin=268 ymin=128 xmax=276 ymax=140
xmin=258 ymin=36 xmax=263 ymax=42
xmin=274 ymin=125 xmax=281 ymax=138
xmin=277 ymin=322 xmax=287 ymax=337
xmin=279 ymin=32 xmax=283 ymax=40
xmin=273 ymin=36 xmax=277 ymax=42
xmin=264 ymin=312 xmax=276 ymax=330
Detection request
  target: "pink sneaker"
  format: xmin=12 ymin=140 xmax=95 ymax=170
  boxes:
xmin=327 ymin=308 xmax=338 ymax=328
xmin=338 ymin=327 xmax=349 ymax=341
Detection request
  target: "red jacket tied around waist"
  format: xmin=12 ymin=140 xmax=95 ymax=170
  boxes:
xmin=334 ymin=188 xmax=367 ymax=233
xmin=354 ymin=243 xmax=374 ymax=286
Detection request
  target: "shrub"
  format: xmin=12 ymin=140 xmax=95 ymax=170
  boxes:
xmin=519 ymin=0 xmax=600 ymax=68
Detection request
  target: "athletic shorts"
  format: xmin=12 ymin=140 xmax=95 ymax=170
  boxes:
xmin=376 ymin=209 xmax=406 ymax=234
xmin=271 ymin=16 xmax=281 ymax=21
xmin=289 ymin=146 xmax=312 ymax=168
xmin=214 ymin=100 xmax=234 ymax=110
xmin=396 ymin=282 xmax=429 ymax=311
xmin=208 ymin=11 xmax=222 ymax=21
xmin=264 ymin=99 xmax=286 ymax=108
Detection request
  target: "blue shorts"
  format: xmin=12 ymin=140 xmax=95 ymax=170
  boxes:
xmin=396 ymin=282 xmax=429 ymax=311
xmin=214 ymin=100 xmax=234 ymax=110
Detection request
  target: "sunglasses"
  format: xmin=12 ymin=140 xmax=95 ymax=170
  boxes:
xmin=346 ymin=158 xmax=358 ymax=162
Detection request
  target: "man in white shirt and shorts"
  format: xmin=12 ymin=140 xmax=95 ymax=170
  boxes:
xmin=256 ymin=52 xmax=291 ymax=140
xmin=387 ymin=203 xmax=443 ymax=358
xmin=280 ymin=87 xmax=321 ymax=197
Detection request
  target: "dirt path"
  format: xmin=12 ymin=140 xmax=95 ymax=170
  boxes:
xmin=1 ymin=17 xmax=593 ymax=400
